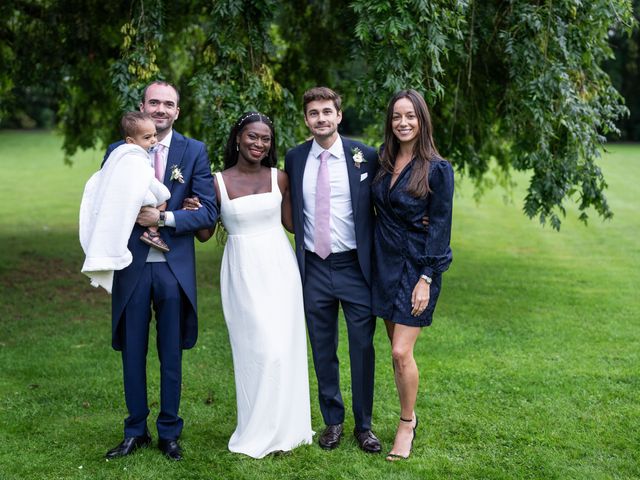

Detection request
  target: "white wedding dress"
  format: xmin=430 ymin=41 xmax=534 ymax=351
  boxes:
xmin=216 ymin=168 xmax=313 ymax=458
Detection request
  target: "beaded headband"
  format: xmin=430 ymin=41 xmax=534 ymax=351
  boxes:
xmin=236 ymin=112 xmax=272 ymax=126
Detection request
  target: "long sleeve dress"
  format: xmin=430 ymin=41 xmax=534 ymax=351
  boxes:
xmin=371 ymin=158 xmax=454 ymax=327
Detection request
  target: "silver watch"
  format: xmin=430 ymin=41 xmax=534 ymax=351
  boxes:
xmin=420 ymin=274 xmax=432 ymax=285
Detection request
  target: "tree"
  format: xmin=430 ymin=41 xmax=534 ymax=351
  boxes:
xmin=352 ymin=0 xmax=635 ymax=228
xmin=604 ymin=0 xmax=640 ymax=141
xmin=1 ymin=0 xmax=636 ymax=229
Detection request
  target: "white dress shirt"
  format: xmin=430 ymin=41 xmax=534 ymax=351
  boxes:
xmin=302 ymin=136 xmax=357 ymax=254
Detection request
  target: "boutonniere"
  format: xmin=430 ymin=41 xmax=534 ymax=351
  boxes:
xmin=169 ymin=165 xmax=184 ymax=183
xmin=351 ymin=147 xmax=367 ymax=169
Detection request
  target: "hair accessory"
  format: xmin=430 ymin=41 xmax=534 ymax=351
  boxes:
xmin=236 ymin=112 xmax=272 ymax=126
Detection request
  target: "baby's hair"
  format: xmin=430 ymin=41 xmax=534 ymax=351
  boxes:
xmin=121 ymin=111 xmax=154 ymax=139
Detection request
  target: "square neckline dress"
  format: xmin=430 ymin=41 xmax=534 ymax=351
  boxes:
xmin=216 ymin=167 xmax=313 ymax=458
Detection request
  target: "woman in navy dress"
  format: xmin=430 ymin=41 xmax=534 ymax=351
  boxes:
xmin=372 ymin=89 xmax=454 ymax=460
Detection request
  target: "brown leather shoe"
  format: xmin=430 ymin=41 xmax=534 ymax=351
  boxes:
xmin=318 ymin=424 xmax=343 ymax=449
xmin=354 ymin=429 xmax=382 ymax=453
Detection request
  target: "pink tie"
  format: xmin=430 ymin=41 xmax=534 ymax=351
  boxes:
xmin=314 ymin=150 xmax=331 ymax=259
xmin=154 ymin=144 xmax=165 ymax=182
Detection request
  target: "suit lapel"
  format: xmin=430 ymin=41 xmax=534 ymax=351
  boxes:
xmin=342 ymin=137 xmax=360 ymax=223
xmin=295 ymin=141 xmax=313 ymax=226
xmin=165 ymin=131 xmax=186 ymax=194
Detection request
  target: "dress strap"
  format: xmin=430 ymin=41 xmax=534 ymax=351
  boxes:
xmin=270 ymin=167 xmax=278 ymax=193
xmin=214 ymin=172 xmax=230 ymax=202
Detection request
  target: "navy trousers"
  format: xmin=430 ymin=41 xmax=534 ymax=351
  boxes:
xmin=303 ymin=250 xmax=376 ymax=431
xmin=120 ymin=262 xmax=184 ymax=440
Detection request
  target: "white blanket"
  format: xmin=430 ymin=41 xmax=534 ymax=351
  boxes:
xmin=79 ymin=144 xmax=171 ymax=293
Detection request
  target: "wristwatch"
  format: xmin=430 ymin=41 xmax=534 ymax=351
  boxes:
xmin=420 ymin=274 xmax=432 ymax=285
xmin=157 ymin=211 xmax=166 ymax=227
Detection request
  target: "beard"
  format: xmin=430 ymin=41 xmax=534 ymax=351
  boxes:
xmin=312 ymin=125 xmax=337 ymax=139
xmin=152 ymin=116 xmax=174 ymax=133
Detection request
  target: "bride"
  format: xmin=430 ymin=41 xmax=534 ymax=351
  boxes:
xmin=189 ymin=112 xmax=313 ymax=458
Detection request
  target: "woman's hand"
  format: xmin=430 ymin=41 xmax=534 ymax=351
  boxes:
xmin=182 ymin=196 xmax=202 ymax=210
xmin=183 ymin=196 xmax=212 ymax=241
xmin=195 ymin=226 xmax=215 ymax=243
xmin=411 ymin=278 xmax=431 ymax=317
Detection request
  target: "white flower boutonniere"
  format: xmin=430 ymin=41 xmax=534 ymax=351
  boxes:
xmin=169 ymin=165 xmax=184 ymax=184
xmin=351 ymin=147 xmax=367 ymax=169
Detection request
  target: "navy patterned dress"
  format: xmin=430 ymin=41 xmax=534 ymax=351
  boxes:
xmin=372 ymin=158 xmax=454 ymax=327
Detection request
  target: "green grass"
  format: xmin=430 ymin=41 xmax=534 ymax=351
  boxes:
xmin=0 ymin=131 xmax=638 ymax=479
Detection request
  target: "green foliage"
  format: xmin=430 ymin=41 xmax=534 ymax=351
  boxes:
xmin=496 ymin=1 xmax=630 ymax=228
xmin=1 ymin=1 xmax=129 ymax=160
xmin=352 ymin=0 xmax=635 ymax=228
xmin=111 ymin=0 xmax=164 ymax=112
xmin=605 ymin=0 xmax=640 ymax=140
xmin=0 ymin=0 xmax=636 ymax=228
xmin=0 ymin=3 xmax=16 ymax=122
xmin=351 ymin=0 xmax=467 ymax=110
xmin=274 ymin=1 xmax=358 ymax=97
xmin=187 ymin=0 xmax=299 ymax=166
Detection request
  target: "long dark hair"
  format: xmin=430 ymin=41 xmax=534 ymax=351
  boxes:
xmin=223 ymin=112 xmax=276 ymax=169
xmin=376 ymin=89 xmax=440 ymax=198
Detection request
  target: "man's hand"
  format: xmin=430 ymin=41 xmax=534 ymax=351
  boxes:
xmin=137 ymin=206 xmax=160 ymax=227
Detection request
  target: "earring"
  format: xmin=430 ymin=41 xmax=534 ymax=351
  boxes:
xmin=236 ymin=143 xmax=239 ymax=152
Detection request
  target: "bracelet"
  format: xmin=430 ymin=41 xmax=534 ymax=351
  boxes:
xmin=420 ymin=274 xmax=432 ymax=285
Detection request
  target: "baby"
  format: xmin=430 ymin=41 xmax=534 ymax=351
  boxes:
xmin=122 ymin=112 xmax=170 ymax=252
xmin=79 ymin=112 xmax=172 ymax=293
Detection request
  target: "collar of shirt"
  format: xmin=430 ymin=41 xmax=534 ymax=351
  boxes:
xmin=158 ymin=129 xmax=173 ymax=154
xmin=310 ymin=135 xmax=343 ymax=161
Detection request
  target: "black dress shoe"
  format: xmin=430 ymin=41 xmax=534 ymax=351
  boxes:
xmin=105 ymin=430 xmax=152 ymax=459
xmin=318 ymin=424 xmax=343 ymax=449
xmin=354 ymin=429 xmax=382 ymax=453
xmin=158 ymin=439 xmax=183 ymax=461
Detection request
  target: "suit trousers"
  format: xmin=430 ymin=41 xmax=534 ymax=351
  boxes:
xmin=120 ymin=262 xmax=184 ymax=440
xmin=303 ymin=250 xmax=376 ymax=431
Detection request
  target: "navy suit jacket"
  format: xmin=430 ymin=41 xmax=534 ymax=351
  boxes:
xmin=284 ymin=136 xmax=379 ymax=286
xmin=103 ymin=131 xmax=218 ymax=351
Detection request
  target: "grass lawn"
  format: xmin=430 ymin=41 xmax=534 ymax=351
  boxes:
xmin=0 ymin=131 xmax=638 ymax=479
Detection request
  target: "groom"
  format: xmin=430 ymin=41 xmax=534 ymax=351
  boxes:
xmin=103 ymin=81 xmax=218 ymax=461
xmin=284 ymin=87 xmax=381 ymax=453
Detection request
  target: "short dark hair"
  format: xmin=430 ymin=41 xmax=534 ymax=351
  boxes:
xmin=141 ymin=81 xmax=181 ymax=106
xmin=121 ymin=111 xmax=154 ymax=139
xmin=303 ymin=87 xmax=342 ymax=114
